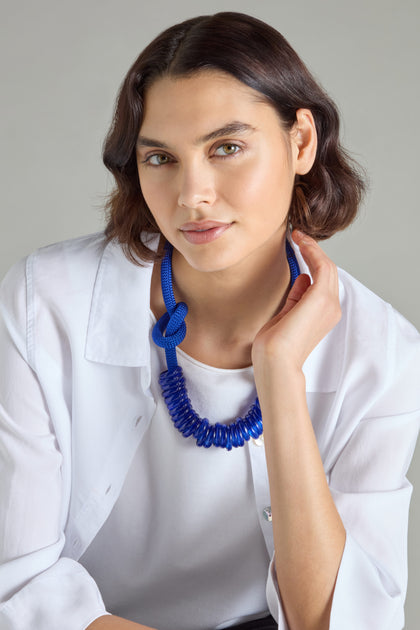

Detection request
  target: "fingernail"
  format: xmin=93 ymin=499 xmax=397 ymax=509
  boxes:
xmin=293 ymin=230 xmax=307 ymax=243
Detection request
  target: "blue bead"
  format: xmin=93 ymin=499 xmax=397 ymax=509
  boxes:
xmin=196 ymin=424 xmax=210 ymax=447
xmin=168 ymin=384 xmax=187 ymax=397
xmin=192 ymin=421 xmax=202 ymax=439
xmin=173 ymin=405 xmax=189 ymax=420
xmin=161 ymin=383 xmax=181 ymax=396
xmin=230 ymin=425 xmax=239 ymax=448
xmin=246 ymin=406 xmax=259 ymax=422
xmin=214 ymin=423 xmax=222 ymax=447
xmin=237 ymin=420 xmax=250 ymax=441
xmin=160 ymin=368 xmax=183 ymax=386
xmin=172 ymin=405 xmax=194 ymax=423
xmin=169 ymin=383 xmax=187 ymax=397
xmin=173 ymin=413 xmax=192 ymax=430
xmin=217 ymin=425 xmax=227 ymax=448
xmin=203 ymin=426 xmax=215 ymax=448
xmin=171 ymin=409 xmax=189 ymax=424
xmin=245 ymin=418 xmax=260 ymax=439
xmin=162 ymin=371 xmax=185 ymax=387
xmin=164 ymin=368 xmax=182 ymax=381
xmin=233 ymin=424 xmax=244 ymax=447
xmin=194 ymin=419 xmax=209 ymax=441
xmin=225 ymin=429 xmax=232 ymax=451
xmin=181 ymin=418 xmax=201 ymax=438
xmin=167 ymin=397 xmax=189 ymax=412
xmin=161 ymin=375 xmax=181 ymax=387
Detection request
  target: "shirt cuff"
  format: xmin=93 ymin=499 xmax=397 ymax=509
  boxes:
xmin=329 ymin=532 xmax=404 ymax=630
xmin=266 ymin=531 xmax=405 ymax=630
xmin=265 ymin=556 xmax=288 ymax=630
xmin=0 ymin=558 xmax=108 ymax=630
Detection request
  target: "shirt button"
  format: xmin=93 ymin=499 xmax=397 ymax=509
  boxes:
xmin=263 ymin=506 xmax=272 ymax=522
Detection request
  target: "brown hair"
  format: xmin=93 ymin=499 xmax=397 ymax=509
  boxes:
xmin=103 ymin=11 xmax=366 ymax=263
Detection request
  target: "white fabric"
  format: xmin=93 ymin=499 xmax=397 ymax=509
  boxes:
xmin=0 ymin=232 xmax=419 ymax=630
xmin=80 ymin=344 xmax=271 ymax=629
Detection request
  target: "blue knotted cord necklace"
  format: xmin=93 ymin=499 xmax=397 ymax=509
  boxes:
xmin=152 ymin=241 xmax=300 ymax=450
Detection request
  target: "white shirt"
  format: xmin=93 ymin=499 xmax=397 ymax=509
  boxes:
xmin=80 ymin=343 xmax=271 ymax=629
xmin=0 ymin=232 xmax=419 ymax=630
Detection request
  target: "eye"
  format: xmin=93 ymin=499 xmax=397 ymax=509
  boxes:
xmin=145 ymin=153 xmax=172 ymax=166
xmin=214 ymin=143 xmax=241 ymax=157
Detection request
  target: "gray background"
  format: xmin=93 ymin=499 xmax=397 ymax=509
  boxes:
xmin=1 ymin=0 xmax=419 ymax=626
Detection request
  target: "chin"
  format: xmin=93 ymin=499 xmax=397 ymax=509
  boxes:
xmin=174 ymin=243 xmax=229 ymax=271
xmin=184 ymin=247 xmax=254 ymax=275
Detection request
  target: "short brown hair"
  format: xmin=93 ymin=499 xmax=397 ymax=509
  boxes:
xmin=103 ymin=12 xmax=366 ymax=264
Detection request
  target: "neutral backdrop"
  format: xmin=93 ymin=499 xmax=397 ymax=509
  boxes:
xmin=1 ymin=0 xmax=419 ymax=626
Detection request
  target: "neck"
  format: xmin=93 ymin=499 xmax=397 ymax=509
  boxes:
xmin=151 ymin=231 xmax=292 ymax=368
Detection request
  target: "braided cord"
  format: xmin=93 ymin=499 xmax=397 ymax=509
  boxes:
xmin=151 ymin=239 xmax=301 ymax=450
xmin=286 ymin=239 xmax=300 ymax=285
xmin=152 ymin=243 xmax=188 ymax=370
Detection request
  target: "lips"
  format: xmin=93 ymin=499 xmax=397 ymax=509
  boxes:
xmin=179 ymin=221 xmax=233 ymax=244
xmin=180 ymin=220 xmax=231 ymax=231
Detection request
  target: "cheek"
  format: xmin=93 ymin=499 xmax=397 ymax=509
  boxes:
xmin=138 ymin=170 xmax=173 ymax=217
xmin=223 ymin=152 xmax=293 ymax=207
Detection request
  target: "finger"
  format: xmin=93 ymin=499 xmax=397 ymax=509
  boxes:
xmin=281 ymin=273 xmax=311 ymax=317
xmin=292 ymin=230 xmax=338 ymax=291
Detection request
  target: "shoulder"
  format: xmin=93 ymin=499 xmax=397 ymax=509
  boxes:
xmin=1 ymin=232 xmax=155 ymax=305
xmin=335 ymin=267 xmax=420 ymax=416
xmin=0 ymin=234 xmax=108 ymax=357
xmin=1 ymin=232 xmax=148 ymax=332
xmin=337 ymin=266 xmax=419 ymax=349
xmin=1 ymin=232 xmax=106 ymax=293
xmin=1 ymin=232 xmax=157 ymax=368
xmin=27 ymin=232 xmax=108 ymax=290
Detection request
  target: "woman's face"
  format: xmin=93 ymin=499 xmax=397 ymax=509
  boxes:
xmin=136 ymin=71 xmax=300 ymax=273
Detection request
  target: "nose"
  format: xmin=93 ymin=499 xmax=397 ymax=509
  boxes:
xmin=177 ymin=161 xmax=217 ymax=209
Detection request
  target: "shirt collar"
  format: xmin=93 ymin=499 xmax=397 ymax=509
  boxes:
xmin=85 ymin=235 xmax=342 ymax=392
xmin=85 ymin=236 xmax=157 ymax=366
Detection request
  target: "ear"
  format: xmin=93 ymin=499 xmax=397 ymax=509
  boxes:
xmin=290 ymin=109 xmax=317 ymax=175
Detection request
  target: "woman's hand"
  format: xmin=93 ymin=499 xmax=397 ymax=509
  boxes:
xmin=252 ymin=230 xmax=341 ymax=374
xmin=252 ymin=231 xmax=346 ymax=630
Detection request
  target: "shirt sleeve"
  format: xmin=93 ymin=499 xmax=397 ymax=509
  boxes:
xmin=0 ymin=259 xmax=108 ymax=629
xmin=327 ymin=408 xmax=419 ymax=630
xmin=265 ymin=306 xmax=420 ymax=630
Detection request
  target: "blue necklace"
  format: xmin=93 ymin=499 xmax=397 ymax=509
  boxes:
xmin=152 ymin=241 xmax=300 ymax=450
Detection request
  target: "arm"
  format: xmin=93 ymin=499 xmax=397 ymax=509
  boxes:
xmin=87 ymin=615 xmax=156 ymax=629
xmin=0 ymin=258 xmax=160 ymax=630
xmin=252 ymin=231 xmax=346 ymax=630
xmin=0 ymin=260 xmax=108 ymax=628
xmin=258 ymin=370 xmax=345 ymax=630
xmin=254 ymin=232 xmax=420 ymax=630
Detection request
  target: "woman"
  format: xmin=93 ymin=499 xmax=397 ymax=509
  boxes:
xmin=0 ymin=11 xmax=419 ymax=630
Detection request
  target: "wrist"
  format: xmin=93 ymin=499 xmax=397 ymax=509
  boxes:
xmin=253 ymin=347 xmax=305 ymax=383
xmin=251 ymin=334 xmax=307 ymax=374
xmin=254 ymin=359 xmax=306 ymax=400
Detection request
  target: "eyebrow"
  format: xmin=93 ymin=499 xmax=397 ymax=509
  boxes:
xmin=136 ymin=121 xmax=256 ymax=149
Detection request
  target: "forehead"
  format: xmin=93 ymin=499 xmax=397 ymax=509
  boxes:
xmin=140 ymin=71 xmax=277 ymax=141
